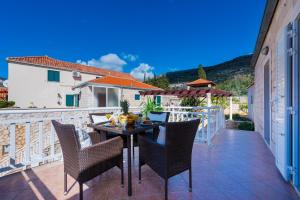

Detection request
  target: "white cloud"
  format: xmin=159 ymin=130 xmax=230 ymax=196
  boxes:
xmin=130 ymin=63 xmax=154 ymax=80
xmin=122 ymin=53 xmax=139 ymax=62
xmin=76 ymin=53 xmax=127 ymax=71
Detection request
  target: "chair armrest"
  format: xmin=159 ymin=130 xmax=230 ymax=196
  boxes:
xmin=139 ymin=134 xmax=165 ymax=149
xmin=88 ymin=131 xmax=102 ymax=144
xmin=79 ymin=136 xmax=123 ymax=171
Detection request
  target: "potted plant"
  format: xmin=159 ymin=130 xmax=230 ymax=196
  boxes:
xmin=142 ymin=97 xmax=163 ymax=118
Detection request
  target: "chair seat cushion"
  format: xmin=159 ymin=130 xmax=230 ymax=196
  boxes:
xmin=92 ymin=115 xmax=109 ymax=124
xmin=76 ymin=129 xmax=92 ymax=149
xmin=148 ymin=113 xmax=167 ymax=122
xmin=157 ymin=126 xmax=166 ymax=145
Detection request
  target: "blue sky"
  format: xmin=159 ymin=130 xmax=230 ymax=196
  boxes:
xmin=0 ymin=0 xmax=265 ymax=79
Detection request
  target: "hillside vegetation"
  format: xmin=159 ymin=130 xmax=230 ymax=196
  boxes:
xmin=165 ymin=54 xmax=254 ymax=95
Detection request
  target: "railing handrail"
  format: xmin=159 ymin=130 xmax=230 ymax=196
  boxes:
xmin=0 ymin=106 xmax=142 ymax=114
xmin=164 ymin=105 xmax=221 ymax=109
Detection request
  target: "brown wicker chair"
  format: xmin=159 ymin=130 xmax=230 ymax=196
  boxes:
xmin=89 ymin=112 xmax=118 ymax=141
xmin=138 ymin=119 xmax=200 ymax=200
xmin=89 ymin=112 xmax=139 ymax=155
xmin=52 ymin=120 xmax=124 ymax=200
xmin=146 ymin=111 xmax=170 ymax=140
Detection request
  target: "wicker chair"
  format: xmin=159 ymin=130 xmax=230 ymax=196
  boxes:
xmin=138 ymin=119 xmax=200 ymax=200
xmin=52 ymin=120 xmax=124 ymax=200
xmin=147 ymin=111 xmax=170 ymax=140
xmin=89 ymin=112 xmax=118 ymax=141
xmin=89 ymin=112 xmax=139 ymax=155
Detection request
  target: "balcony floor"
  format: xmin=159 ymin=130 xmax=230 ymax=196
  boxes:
xmin=0 ymin=129 xmax=299 ymax=200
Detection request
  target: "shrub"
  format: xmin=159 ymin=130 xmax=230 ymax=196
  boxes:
xmin=238 ymin=121 xmax=254 ymax=131
xmin=0 ymin=101 xmax=15 ymax=108
xmin=225 ymin=114 xmax=250 ymax=121
xmin=180 ymin=97 xmax=201 ymax=107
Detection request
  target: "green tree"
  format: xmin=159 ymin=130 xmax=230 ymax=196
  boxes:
xmin=216 ymin=74 xmax=253 ymax=96
xmin=145 ymin=75 xmax=170 ymax=90
xmin=197 ymin=64 xmax=207 ymax=79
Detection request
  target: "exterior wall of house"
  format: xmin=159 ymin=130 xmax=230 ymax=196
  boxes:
xmin=79 ymin=86 xmax=180 ymax=108
xmin=254 ymin=0 xmax=300 ymax=154
xmin=8 ymin=62 xmax=99 ymax=108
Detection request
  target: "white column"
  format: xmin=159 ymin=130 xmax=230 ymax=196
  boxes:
xmin=207 ymin=92 xmax=212 ymax=107
xmin=92 ymin=86 xmax=95 ymax=107
xmin=229 ymin=96 xmax=233 ymax=120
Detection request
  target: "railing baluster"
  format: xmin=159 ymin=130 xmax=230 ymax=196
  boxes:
xmin=25 ymin=122 xmax=31 ymax=164
xmin=9 ymin=123 xmax=16 ymax=166
xmin=38 ymin=121 xmax=43 ymax=159
xmin=50 ymin=122 xmax=55 ymax=161
xmin=207 ymin=108 xmax=211 ymax=146
xmin=201 ymin=113 xmax=205 ymax=142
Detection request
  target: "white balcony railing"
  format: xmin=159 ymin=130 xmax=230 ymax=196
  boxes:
xmin=165 ymin=106 xmax=225 ymax=144
xmin=0 ymin=106 xmax=224 ymax=177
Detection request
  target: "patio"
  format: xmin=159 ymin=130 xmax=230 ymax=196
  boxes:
xmin=0 ymin=129 xmax=299 ymax=200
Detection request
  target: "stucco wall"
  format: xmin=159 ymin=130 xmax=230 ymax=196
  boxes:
xmin=8 ymin=62 xmax=99 ymax=108
xmin=254 ymin=0 xmax=300 ymax=154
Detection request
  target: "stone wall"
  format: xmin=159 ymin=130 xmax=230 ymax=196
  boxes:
xmin=0 ymin=107 xmax=125 ymax=172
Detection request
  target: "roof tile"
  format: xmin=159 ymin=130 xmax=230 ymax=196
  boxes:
xmin=88 ymin=76 xmax=161 ymax=90
xmin=7 ymin=56 xmax=135 ymax=80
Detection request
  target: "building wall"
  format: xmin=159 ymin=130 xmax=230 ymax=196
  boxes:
xmin=254 ymin=0 xmax=300 ymax=154
xmin=8 ymin=63 xmax=100 ymax=108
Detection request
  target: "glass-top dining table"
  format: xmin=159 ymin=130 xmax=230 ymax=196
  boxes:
xmin=89 ymin=122 xmax=160 ymax=196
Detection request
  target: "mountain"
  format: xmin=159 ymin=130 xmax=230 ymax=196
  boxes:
xmin=166 ymin=54 xmax=253 ymax=84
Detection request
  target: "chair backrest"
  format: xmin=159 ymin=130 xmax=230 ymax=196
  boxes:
xmin=89 ymin=112 xmax=111 ymax=124
xmin=52 ymin=120 xmax=80 ymax=174
xmin=148 ymin=111 xmax=170 ymax=123
xmin=165 ymin=119 xmax=200 ymax=162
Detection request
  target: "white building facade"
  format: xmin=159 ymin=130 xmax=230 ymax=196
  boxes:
xmin=252 ymin=0 xmax=300 ymax=193
xmin=7 ymin=56 xmax=160 ymax=108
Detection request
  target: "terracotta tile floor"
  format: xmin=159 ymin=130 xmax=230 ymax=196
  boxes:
xmin=0 ymin=129 xmax=299 ymax=200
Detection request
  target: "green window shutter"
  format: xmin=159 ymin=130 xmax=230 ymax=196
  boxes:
xmin=55 ymin=71 xmax=60 ymax=82
xmin=135 ymin=94 xmax=140 ymax=100
xmin=48 ymin=70 xmax=53 ymax=81
xmin=156 ymin=96 xmax=161 ymax=106
xmin=66 ymin=95 xmax=74 ymax=107
xmin=48 ymin=70 xmax=60 ymax=82
xmin=75 ymin=95 xmax=80 ymax=107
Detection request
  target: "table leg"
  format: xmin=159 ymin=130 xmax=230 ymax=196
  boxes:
xmin=127 ymin=134 xmax=132 ymax=196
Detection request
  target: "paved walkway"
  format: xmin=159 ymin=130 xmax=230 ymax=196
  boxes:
xmin=0 ymin=129 xmax=299 ymax=200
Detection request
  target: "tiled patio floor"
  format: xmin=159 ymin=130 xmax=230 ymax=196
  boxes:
xmin=0 ymin=129 xmax=299 ymax=200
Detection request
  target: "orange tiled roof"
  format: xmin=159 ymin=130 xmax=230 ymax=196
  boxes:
xmin=7 ymin=56 xmax=135 ymax=80
xmin=0 ymin=87 xmax=7 ymax=93
xmin=88 ymin=76 xmax=161 ymax=90
xmin=187 ymin=78 xmax=216 ymax=87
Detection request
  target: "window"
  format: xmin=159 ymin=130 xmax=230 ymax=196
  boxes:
xmin=48 ymin=70 xmax=60 ymax=82
xmin=66 ymin=95 xmax=74 ymax=107
xmin=155 ymin=96 xmax=161 ymax=106
xmin=135 ymin=94 xmax=140 ymax=100
xmin=107 ymin=88 xmax=119 ymax=107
